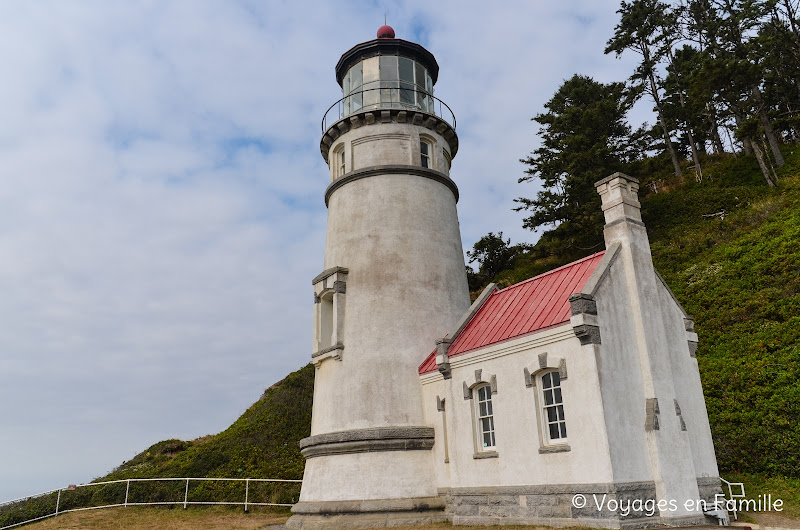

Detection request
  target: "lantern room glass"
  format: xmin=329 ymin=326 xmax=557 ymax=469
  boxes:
xmin=342 ymin=55 xmax=434 ymax=116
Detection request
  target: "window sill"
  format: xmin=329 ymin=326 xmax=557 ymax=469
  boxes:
xmin=473 ymin=450 xmax=499 ymax=459
xmin=538 ymin=444 xmax=571 ymax=454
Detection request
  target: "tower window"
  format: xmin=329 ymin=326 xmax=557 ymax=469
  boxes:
xmin=339 ymin=149 xmax=346 ymax=176
xmin=475 ymin=385 xmax=496 ymax=450
xmin=420 ymin=140 xmax=431 ymax=168
xmin=540 ymin=371 xmax=567 ymax=442
xmin=319 ymin=291 xmax=334 ymax=351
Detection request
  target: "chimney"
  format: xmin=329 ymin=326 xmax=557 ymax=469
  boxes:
xmin=595 ymin=172 xmax=654 ymax=268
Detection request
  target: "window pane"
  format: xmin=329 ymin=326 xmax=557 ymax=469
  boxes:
xmin=483 ymin=430 xmax=492 ymax=448
xmin=544 ymin=389 xmax=554 ymax=406
xmin=352 ymin=92 xmax=362 ymax=111
xmin=362 ymin=57 xmax=378 ymax=84
xmin=542 ymin=373 xmax=551 ymax=388
xmin=549 ymin=423 xmax=559 ymax=440
xmin=479 ymin=401 xmax=488 ymax=417
xmin=415 ymin=62 xmax=426 ymax=90
xmin=560 ymin=423 xmax=568 ymax=438
xmin=547 ymin=407 xmax=557 ymax=423
xmin=557 ymin=405 xmax=565 ymax=421
xmin=362 ymin=58 xmax=379 ymax=108
xmin=399 ymin=57 xmax=414 ymax=83
xmin=400 ymin=82 xmax=414 ymax=104
xmin=552 ymin=372 xmax=560 ymax=386
xmin=350 ymin=64 xmax=362 ymax=89
xmin=486 ymin=398 xmax=493 ymax=416
xmin=554 ymin=387 xmax=562 ymax=403
xmin=420 ymin=141 xmax=429 ymax=156
xmin=379 ymin=56 xmax=398 ymax=87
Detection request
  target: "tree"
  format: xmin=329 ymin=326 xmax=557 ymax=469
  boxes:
xmin=606 ymin=0 xmax=685 ymax=176
xmin=466 ymin=232 xmax=520 ymax=283
xmin=515 ymin=75 xmax=633 ymax=247
xmin=712 ymin=0 xmax=786 ymax=167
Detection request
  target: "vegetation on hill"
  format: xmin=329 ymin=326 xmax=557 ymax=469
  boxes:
xmin=104 ymin=363 xmax=313 ymax=482
xmin=471 ymin=147 xmax=800 ymax=481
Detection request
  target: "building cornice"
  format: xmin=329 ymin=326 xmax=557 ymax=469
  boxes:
xmin=321 ymin=108 xmax=458 ymax=162
xmin=299 ymin=426 xmax=435 ymax=458
xmin=325 ymin=165 xmax=459 ymax=207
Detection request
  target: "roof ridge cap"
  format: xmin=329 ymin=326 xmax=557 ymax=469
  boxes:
xmin=496 ymin=250 xmax=606 ymax=292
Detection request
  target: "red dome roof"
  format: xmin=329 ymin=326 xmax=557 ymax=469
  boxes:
xmin=377 ymin=25 xmax=395 ymax=39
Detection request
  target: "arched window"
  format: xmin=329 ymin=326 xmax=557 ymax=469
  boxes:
xmin=475 ymin=385 xmax=496 ymax=450
xmin=540 ymin=371 xmax=567 ymax=443
xmin=332 ymin=144 xmax=346 ymax=179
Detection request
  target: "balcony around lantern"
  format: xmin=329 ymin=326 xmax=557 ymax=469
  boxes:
xmin=321 ymin=54 xmax=456 ymax=133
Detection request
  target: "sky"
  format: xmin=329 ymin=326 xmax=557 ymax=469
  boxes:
xmin=0 ymin=1 xmax=651 ymax=502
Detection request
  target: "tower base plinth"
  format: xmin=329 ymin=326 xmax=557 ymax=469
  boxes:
xmin=286 ymin=496 xmax=449 ymax=529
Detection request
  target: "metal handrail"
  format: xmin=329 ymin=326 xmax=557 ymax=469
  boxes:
xmin=321 ymin=87 xmax=456 ymax=133
xmin=0 ymin=477 xmax=302 ymax=529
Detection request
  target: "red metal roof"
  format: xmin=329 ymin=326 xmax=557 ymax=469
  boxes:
xmin=418 ymin=251 xmax=605 ymax=374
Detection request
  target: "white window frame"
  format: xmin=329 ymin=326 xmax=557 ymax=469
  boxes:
xmin=419 ymin=135 xmax=436 ymax=170
xmin=420 ymin=139 xmax=431 ymax=168
xmin=539 ymin=370 xmax=567 ymax=445
xmin=475 ymin=384 xmax=496 ymax=451
xmin=332 ymin=144 xmax=346 ymax=179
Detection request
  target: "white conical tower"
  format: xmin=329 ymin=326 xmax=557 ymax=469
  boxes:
xmin=288 ymin=25 xmax=470 ymax=528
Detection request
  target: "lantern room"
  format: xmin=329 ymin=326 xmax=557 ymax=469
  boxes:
xmin=334 ymin=26 xmax=440 ymax=117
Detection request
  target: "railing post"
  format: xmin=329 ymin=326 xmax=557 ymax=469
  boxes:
xmin=124 ymin=479 xmax=130 ymax=507
xmin=244 ymin=478 xmax=249 ymax=513
xmin=183 ymin=478 xmax=189 ymax=510
xmin=55 ymin=489 xmax=61 ymax=516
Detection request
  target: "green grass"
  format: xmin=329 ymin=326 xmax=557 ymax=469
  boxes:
xmin=723 ymin=473 xmax=800 ymax=519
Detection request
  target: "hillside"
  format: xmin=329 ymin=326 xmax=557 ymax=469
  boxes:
xmin=105 ymin=148 xmax=799 ymax=481
xmin=105 ymin=363 xmax=314 ymax=483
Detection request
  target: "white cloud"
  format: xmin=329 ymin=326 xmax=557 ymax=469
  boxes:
xmin=0 ymin=0 xmax=653 ymax=501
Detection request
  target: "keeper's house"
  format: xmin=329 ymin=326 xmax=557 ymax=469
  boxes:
xmin=417 ymin=173 xmax=723 ymax=527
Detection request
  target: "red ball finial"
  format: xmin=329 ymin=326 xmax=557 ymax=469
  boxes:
xmin=377 ymin=25 xmax=395 ymax=39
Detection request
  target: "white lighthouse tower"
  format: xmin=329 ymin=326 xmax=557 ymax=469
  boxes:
xmin=287 ymin=25 xmax=470 ymax=528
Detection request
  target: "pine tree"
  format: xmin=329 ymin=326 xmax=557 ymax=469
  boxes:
xmin=606 ymin=0 xmax=684 ymax=176
xmin=516 ymin=75 xmax=632 ymax=246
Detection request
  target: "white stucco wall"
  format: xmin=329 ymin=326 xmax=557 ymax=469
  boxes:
xmin=300 ymin=450 xmax=440 ymax=501
xmin=656 ymin=280 xmax=720 ymax=480
xmin=328 ymin=121 xmax=451 ymax=181
xmin=593 ymin=260 xmax=653 ymax=483
xmin=312 ymin=163 xmax=469 ymax=433
xmin=420 ymin=325 xmax=615 ymax=490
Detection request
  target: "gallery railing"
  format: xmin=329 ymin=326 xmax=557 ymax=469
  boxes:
xmin=322 ymin=87 xmax=456 ymax=133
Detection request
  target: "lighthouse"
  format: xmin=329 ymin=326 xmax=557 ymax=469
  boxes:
xmin=287 ymin=26 xmax=470 ymax=528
